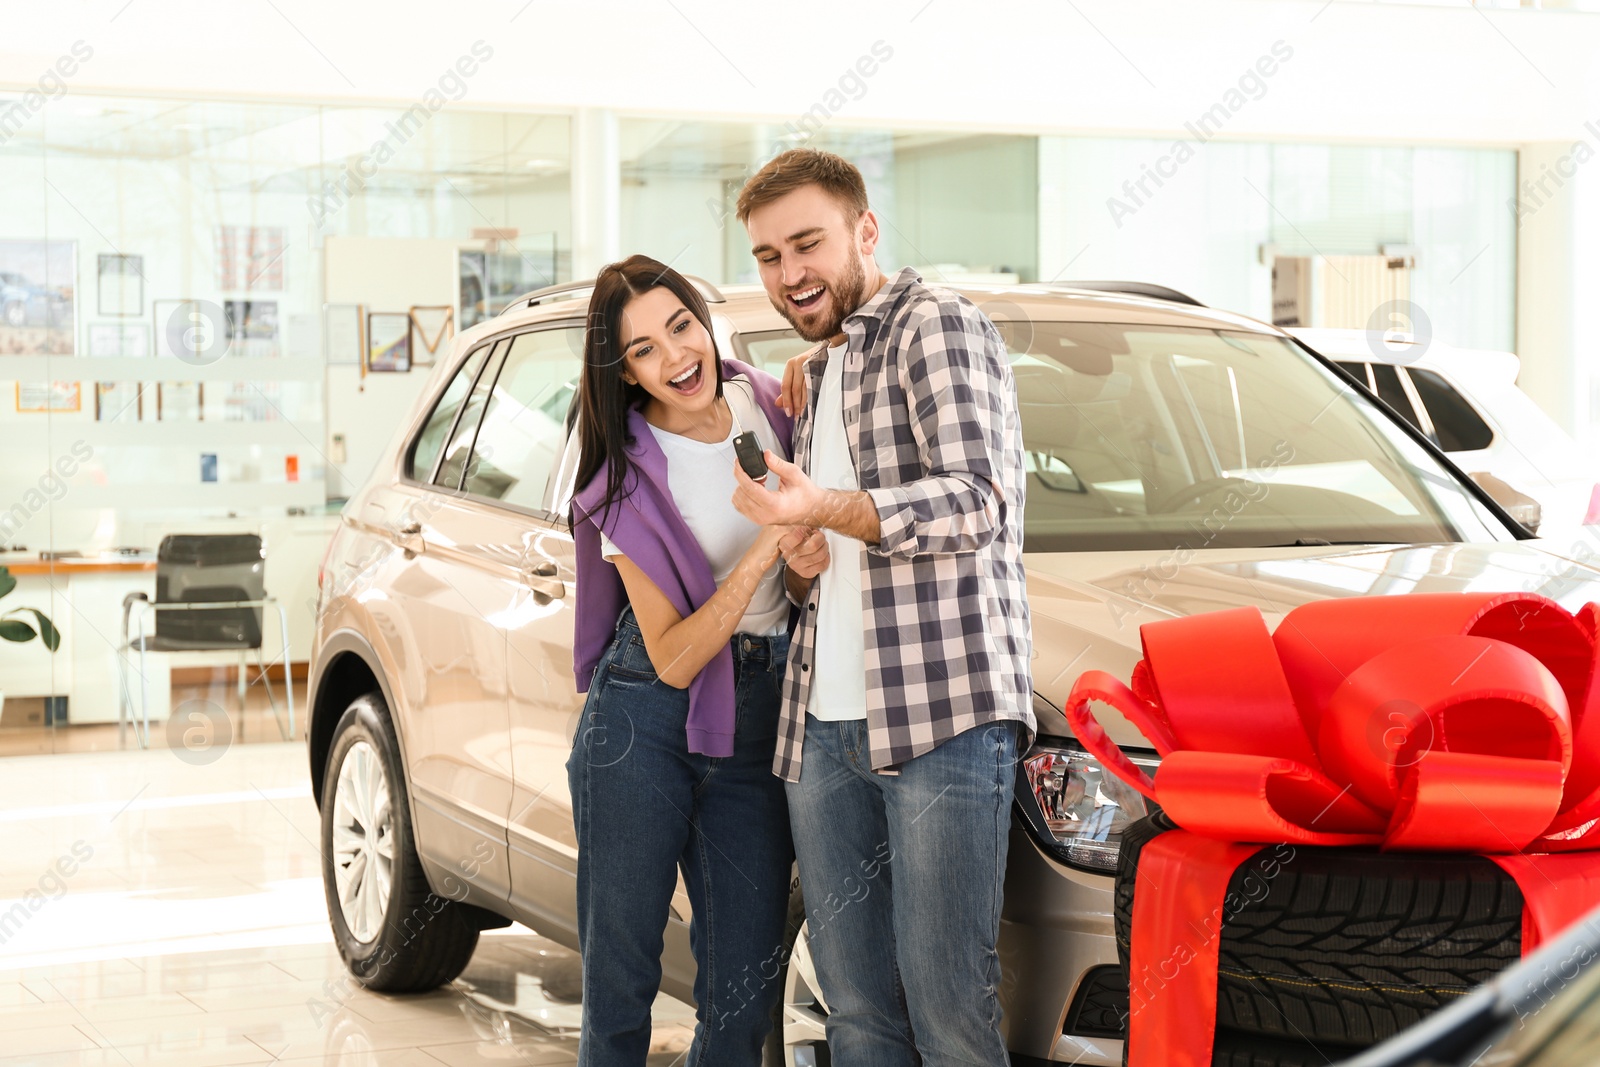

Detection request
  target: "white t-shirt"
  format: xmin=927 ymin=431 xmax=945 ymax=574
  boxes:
xmin=806 ymin=343 xmax=868 ymax=721
xmin=600 ymin=378 xmax=789 ymax=636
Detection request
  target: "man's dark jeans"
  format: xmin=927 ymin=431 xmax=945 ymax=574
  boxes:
xmin=787 ymin=714 xmax=1018 ymax=1067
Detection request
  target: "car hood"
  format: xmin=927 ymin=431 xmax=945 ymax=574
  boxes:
xmin=1027 ymin=540 xmax=1600 ymax=749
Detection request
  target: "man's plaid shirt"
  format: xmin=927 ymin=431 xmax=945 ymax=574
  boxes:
xmin=774 ymin=268 xmax=1035 ymax=782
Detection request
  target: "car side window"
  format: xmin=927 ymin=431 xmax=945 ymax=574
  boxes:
xmin=1406 ymin=367 xmax=1494 ymax=452
xmin=460 ymin=326 xmax=583 ymax=512
xmin=1369 ymin=363 xmax=1423 ymax=432
xmin=1335 ymin=361 xmax=1373 ymax=389
xmin=409 ymin=344 xmax=493 ymax=482
xmin=435 ymin=340 xmax=508 ymax=490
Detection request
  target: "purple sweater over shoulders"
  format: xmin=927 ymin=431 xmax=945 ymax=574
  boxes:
xmin=570 ymin=358 xmax=794 ymax=757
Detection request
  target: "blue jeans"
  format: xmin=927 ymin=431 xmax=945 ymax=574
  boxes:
xmin=567 ymin=610 xmax=793 ymax=1067
xmin=787 ymin=714 xmax=1018 ymax=1067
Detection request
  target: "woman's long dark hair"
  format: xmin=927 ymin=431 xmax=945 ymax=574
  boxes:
xmin=571 ymin=254 xmax=725 ymax=528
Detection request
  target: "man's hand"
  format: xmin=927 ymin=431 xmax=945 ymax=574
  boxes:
xmin=779 ymin=351 xmax=811 ymax=417
xmin=733 ymin=452 xmax=883 ymax=544
xmin=732 ymin=451 xmax=826 ymax=527
xmin=779 ymin=525 xmax=829 ymax=579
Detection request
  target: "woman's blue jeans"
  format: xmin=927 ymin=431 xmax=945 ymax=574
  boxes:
xmin=567 ymin=609 xmax=793 ymax=1067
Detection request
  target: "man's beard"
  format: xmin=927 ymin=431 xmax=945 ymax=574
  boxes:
xmin=772 ymin=254 xmax=868 ymax=343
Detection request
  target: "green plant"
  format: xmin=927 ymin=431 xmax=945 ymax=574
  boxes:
xmin=0 ymin=565 xmax=60 ymax=651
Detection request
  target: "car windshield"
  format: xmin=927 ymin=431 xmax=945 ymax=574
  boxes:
xmin=739 ymin=322 xmax=1513 ymax=552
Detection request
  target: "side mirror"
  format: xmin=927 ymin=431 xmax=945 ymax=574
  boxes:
xmin=1470 ymin=471 xmax=1542 ymax=535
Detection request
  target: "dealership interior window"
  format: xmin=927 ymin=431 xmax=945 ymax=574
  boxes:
xmin=1036 ymin=137 xmax=1514 ymax=354
xmin=619 ymin=120 xmax=1040 ymax=287
xmin=0 ymin=93 xmax=569 ymax=753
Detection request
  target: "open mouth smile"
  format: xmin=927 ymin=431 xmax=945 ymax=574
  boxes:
xmin=788 ymin=285 xmax=825 ymax=311
xmin=667 ymin=362 xmax=704 ymax=394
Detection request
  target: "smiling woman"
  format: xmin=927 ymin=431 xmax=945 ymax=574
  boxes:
xmin=620 ymin=290 xmax=718 ymax=415
xmin=562 ymin=254 xmax=807 ymax=1066
xmin=572 ymin=256 xmax=729 ymax=526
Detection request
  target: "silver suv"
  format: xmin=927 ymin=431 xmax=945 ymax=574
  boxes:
xmin=308 ymin=274 xmax=1571 ymax=1065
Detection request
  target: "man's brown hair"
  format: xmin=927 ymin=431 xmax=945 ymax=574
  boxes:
xmin=735 ymin=148 xmax=869 ymax=225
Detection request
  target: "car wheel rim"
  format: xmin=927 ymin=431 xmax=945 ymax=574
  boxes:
xmin=783 ymin=921 xmax=830 ymax=1066
xmin=331 ymin=740 xmax=394 ymax=944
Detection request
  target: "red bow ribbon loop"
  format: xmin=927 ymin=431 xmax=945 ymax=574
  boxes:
xmin=1068 ymin=593 xmax=1600 ymax=1067
xmin=1064 ymin=592 xmax=1600 ymax=854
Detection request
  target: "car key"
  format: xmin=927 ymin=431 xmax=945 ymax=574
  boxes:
xmin=733 ymin=431 xmax=769 ymax=480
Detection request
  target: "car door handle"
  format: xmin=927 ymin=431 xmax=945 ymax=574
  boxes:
xmin=391 ymin=520 xmax=425 ymax=558
xmin=523 ymin=559 xmax=566 ymax=600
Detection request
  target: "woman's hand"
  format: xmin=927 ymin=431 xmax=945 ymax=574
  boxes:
xmin=779 ymin=526 xmax=829 ymax=580
xmin=779 ymin=351 xmax=812 ymax=416
xmin=754 ymin=522 xmax=788 ymax=568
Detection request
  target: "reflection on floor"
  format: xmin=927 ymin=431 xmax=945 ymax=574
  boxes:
xmin=0 ymin=676 xmax=307 ymax=758
xmin=0 ymin=741 xmax=697 ymax=1065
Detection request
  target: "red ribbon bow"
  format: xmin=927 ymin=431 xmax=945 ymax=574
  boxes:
xmin=1064 ymin=593 xmax=1600 ymax=1067
xmin=1066 ymin=592 xmax=1600 ymax=853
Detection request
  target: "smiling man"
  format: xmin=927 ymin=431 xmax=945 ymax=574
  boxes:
xmin=732 ymin=148 xmax=1035 ymax=1066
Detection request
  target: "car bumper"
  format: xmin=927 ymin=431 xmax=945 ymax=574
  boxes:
xmin=999 ymin=824 xmax=1124 ymax=1065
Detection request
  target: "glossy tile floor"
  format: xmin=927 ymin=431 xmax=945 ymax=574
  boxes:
xmin=0 ymin=677 xmax=306 ymax=758
xmin=0 ymin=742 xmax=697 ymax=1065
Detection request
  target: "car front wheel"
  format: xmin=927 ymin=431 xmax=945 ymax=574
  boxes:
xmin=767 ymin=882 xmax=831 ymax=1067
xmin=320 ymin=692 xmax=479 ymax=992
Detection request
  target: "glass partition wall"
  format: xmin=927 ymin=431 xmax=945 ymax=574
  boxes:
xmin=0 ymin=97 xmax=1518 ymax=757
xmin=0 ymin=94 xmax=571 ymax=755
xmin=616 ymin=119 xmax=1512 ymax=350
xmin=619 ymin=121 xmax=1042 ymax=287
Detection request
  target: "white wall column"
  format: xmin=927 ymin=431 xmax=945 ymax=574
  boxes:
xmin=571 ymin=107 xmax=620 ymax=279
xmin=1515 ymin=139 xmax=1600 ymax=447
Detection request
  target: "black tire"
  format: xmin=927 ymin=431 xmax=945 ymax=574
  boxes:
xmin=764 ymin=877 xmax=831 ymax=1067
xmin=320 ymin=692 xmax=480 ymax=992
xmin=1113 ymin=809 xmax=1179 ymax=960
xmin=1114 ymin=815 xmax=1522 ymax=1050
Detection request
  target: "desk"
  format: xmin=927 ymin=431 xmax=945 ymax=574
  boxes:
xmin=0 ymin=555 xmax=171 ymax=724
xmin=4 ymin=559 xmax=159 ymax=576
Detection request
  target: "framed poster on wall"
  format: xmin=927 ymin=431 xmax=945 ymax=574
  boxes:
xmin=87 ymin=323 xmax=150 ymax=358
xmin=215 ymin=225 xmax=286 ymax=290
xmin=159 ymin=381 xmax=203 ymax=421
xmin=95 ymin=381 xmax=143 ymax=422
xmin=323 ymin=303 xmax=363 ymax=365
xmin=224 ymin=299 xmax=279 ymax=358
xmin=97 ymin=253 xmax=144 ymax=316
xmin=366 ymin=312 xmax=411 ymax=373
xmin=17 ymin=381 xmax=82 ymax=413
xmin=0 ymin=240 xmax=76 ymax=356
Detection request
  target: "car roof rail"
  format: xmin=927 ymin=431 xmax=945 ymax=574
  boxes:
xmin=497 ymin=274 xmax=728 ymax=316
xmin=1048 ymin=280 xmax=1206 ymax=307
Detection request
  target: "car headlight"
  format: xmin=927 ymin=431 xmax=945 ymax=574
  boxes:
xmin=1014 ymin=738 xmax=1161 ymax=874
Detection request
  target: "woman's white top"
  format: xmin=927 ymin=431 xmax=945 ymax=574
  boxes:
xmin=600 ymin=377 xmax=789 ymax=635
